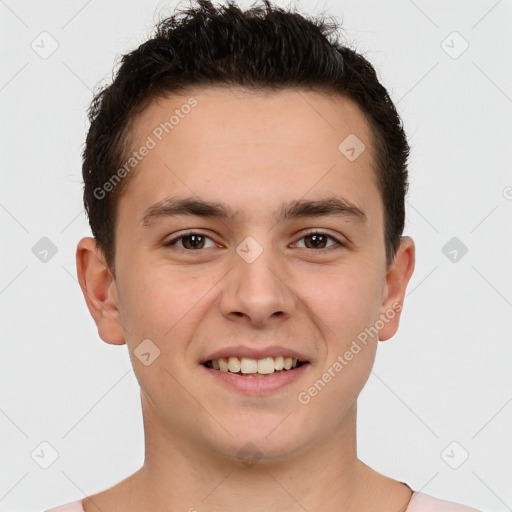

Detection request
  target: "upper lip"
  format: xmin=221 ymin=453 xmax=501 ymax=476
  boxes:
xmin=201 ymin=345 xmax=310 ymax=364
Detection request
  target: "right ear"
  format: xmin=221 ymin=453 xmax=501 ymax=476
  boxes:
xmin=75 ymin=237 xmax=126 ymax=345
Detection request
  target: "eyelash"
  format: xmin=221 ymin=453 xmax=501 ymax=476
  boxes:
xmin=163 ymin=230 xmax=346 ymax=253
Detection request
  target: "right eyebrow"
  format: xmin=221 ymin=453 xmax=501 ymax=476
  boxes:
xmin=140 ymin=197 xmax=236 ymax=227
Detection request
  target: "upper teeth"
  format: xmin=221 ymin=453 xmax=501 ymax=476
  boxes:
xmin=209 ymin=356 xmax=299 ymax=374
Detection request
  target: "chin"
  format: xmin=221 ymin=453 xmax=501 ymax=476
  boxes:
xmin=205 ymin=412 xmax=313 ymax=466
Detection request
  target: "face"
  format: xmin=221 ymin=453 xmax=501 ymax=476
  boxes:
xmin=78 ymin=87 xmax=414 ymax=465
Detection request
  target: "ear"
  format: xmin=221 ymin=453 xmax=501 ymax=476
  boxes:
xmin=378 ymin=236 xmax=415 ymax=341
xmin=76 ymin=237 xmax=126 ymax=345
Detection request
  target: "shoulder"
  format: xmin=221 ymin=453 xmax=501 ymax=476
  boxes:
xmin=44 ymin=499 xmax=85 ymax=512
xmin=406 ymin=492 xmax=481 ymax=512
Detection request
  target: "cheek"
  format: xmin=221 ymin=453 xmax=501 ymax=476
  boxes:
xmin=119 ymin=263 xmax=219 ymax=361
xmin=298 ymin=265 xmax=383 ymax=344
xmin=297 ymin=272 xmax=381 ymax=417
xmin=117 ymin=266 xmax=188 ymax=342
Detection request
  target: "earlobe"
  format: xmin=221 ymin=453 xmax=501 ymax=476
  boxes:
xmin=378 ymin=236 xmax=415 ymax=341
xmin=76 ymin=237 xmax=126 ymax=345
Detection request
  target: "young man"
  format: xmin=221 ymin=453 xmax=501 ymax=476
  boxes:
xmin=47 ymin=0 xmax=480 ymax=510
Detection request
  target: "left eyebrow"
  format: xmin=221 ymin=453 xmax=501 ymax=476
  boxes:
xmin=139 ymin=195 xmax=367 ymax=227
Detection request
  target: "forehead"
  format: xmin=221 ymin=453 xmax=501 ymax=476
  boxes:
xmin=117 ymin=86 xmax=381 ymax=229
xmin=130 ymin=86 xmax=373 ymax=156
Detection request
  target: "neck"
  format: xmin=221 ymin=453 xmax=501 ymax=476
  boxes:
xmin=83 ymin=397 xmax=412 ymax=512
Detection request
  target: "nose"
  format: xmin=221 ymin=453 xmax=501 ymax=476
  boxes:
xmin=219 ymin=245 xmax=297 ymax=327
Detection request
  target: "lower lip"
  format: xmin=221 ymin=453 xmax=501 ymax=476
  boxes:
xmin=200 ymin=363 xmax=310 ymax=394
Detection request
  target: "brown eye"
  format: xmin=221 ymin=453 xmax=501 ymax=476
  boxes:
xmin=303 ymin=233 xmax=329 ymax=249
xmin=164 ymin=233 xmax=216 ymax=250
xmin=295 ymin=231 xmax=344 ymax=251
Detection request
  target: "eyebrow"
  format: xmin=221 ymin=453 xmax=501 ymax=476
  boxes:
xmin=140 ymin=195 xmax=367 ymax=227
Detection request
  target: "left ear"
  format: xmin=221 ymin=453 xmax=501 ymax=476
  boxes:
xmin=378 ymin=236 xmax=415 ymax=341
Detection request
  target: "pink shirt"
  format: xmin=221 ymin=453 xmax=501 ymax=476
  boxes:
xmin=44 ymin=491 xmax=481 ymax=511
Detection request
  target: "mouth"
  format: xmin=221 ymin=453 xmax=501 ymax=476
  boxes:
xmin=201 ymin=356 xmax=310 ymax=394
xmin=202 ymin=356 xmax=307 ymax=377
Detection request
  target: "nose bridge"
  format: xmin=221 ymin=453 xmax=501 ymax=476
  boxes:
xmin=220 ymin=235 xmax=296 ymax=325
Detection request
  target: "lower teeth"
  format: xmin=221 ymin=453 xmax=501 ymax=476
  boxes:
xmin=243 ymin=372 xmax=277 ymax=377
xmin=228 ymin=369 xmax=291 ymax=377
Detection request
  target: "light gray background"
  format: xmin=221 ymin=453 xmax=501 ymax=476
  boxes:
xmin=1 ymin=0 xmax=511 ymax=510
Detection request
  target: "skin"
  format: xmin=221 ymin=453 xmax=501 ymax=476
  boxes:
xmin=76 ymin=87 xmax=415 ymax=512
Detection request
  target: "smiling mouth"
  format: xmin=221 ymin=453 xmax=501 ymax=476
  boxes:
xmin=203 ymin=356 xmax=307 ymax=377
